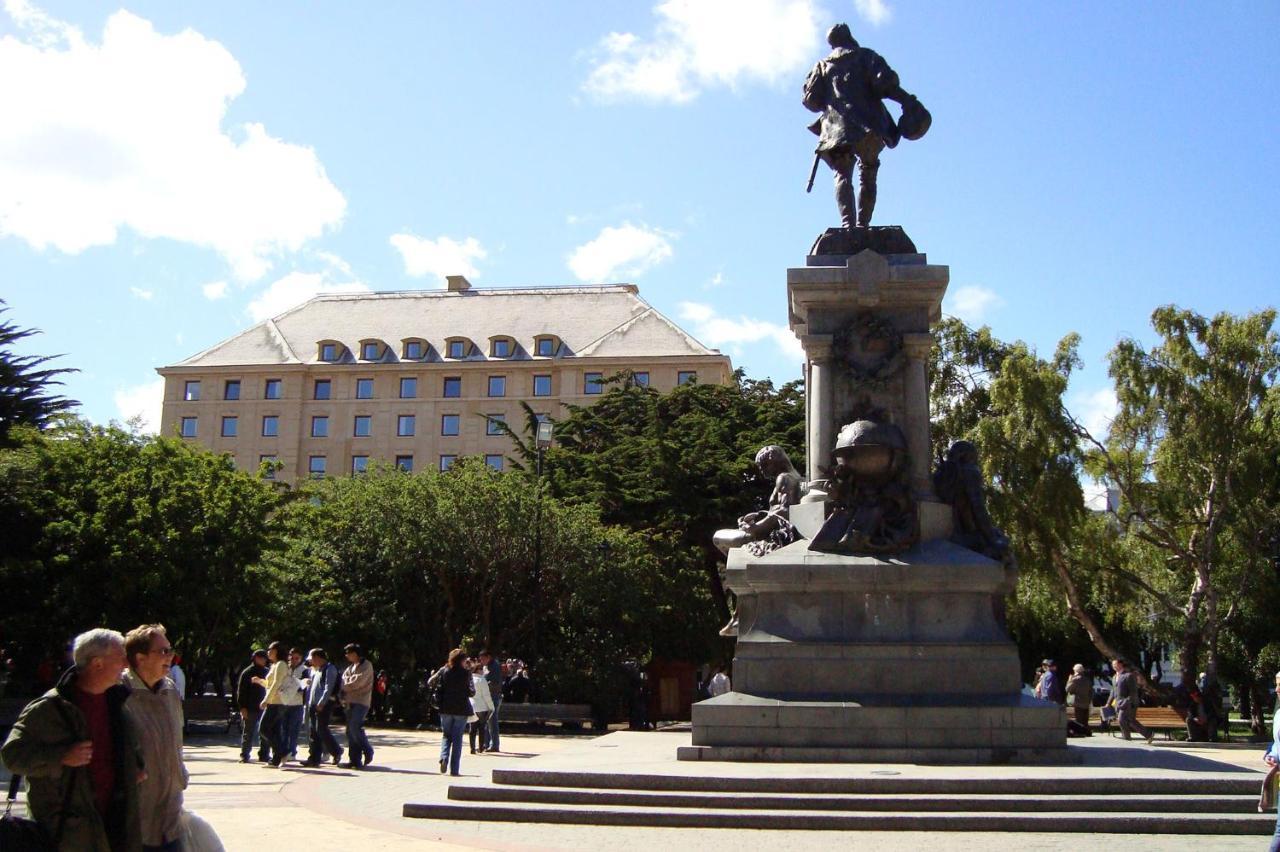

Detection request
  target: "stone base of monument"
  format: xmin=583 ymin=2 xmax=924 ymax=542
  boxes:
xmin=684 ymin=538 xmax=1072 ymax=764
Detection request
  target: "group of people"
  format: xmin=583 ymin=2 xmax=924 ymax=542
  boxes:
xmin=1 ymin=625 xmax=217 ymax=851
xmin=426 ymin=649 xmax=506 ymax=776
xmin=234 ymin=642 xmax=374 ymax=770
xmin=1033 ymin=656 xmax=1227 ymax=743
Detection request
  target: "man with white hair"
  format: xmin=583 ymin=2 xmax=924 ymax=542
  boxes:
xmin=1 ymin=627 xmax=145 ymax=851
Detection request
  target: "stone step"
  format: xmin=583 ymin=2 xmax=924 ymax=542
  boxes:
xmin=449 ymin=784 xmax=1261 ymax=814
xmin=491 ymin=768 xmax=1263 ymax=796
xmin=402 ymin=801 xmax=1273 ymax=835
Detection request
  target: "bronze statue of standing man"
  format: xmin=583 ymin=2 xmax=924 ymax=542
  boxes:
xmin=803 ymin=23 xmax=930 ymax=228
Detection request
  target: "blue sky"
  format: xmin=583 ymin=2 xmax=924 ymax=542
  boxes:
xmin=2 ymin=1 xmax=1277 ymax=439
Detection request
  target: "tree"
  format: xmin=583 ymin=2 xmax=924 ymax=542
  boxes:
xmin=0 ymin=301 xmax=78 ymax=447
xmin=0 ymin=420 xmax=285 ymax=681
xmin=538 ymin=370 xmax=805 ymax=661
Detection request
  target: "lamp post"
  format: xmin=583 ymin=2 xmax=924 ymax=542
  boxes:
xmin=531 ymin=420 xmax=553 ymax=697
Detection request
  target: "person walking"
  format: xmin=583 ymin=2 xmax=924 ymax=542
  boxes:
xmin=429 ymin=648 xmax=475 ymax=776
xmin=1 ymin=628 xmax=144 ymax=851
xmin=1109 ymin=658 xmax=1154 ymax=744
xmin=340 ymin=643 xmax=375 ymax=769
xmin=469 ymin=659 xmax=494 ymax=754
xmin=122 ymin=624 xmax=188 ymax=852
xmin=478 ymin=650 xmax=503 ymax=753
xmin=1065 ymin=664 xmax=1094 ymax=732
xmin=234 ymin=650 xmax=268 ymax=763
xmin=301 ymin=648 xmax=343 ymax=767
xmin=284 ymin=648 xmax=308 ymax=761
xmin=252 ymin=642 xmax=301 ymax=767
xmin=1262 ymin=670 xmax=1280 ymax=851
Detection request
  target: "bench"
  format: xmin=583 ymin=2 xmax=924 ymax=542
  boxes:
xmin=1098 ymin=706 xmax=1185 ymax=739
xmin=499 ymin=703 xmax=594 ymax=729
xmin=183 ymin=695 xmax=239 ymax=734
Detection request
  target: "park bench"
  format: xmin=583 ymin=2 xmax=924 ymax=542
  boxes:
xmin=183 ymin=694 xmax=239 ymax=734
xmin=499 ymin=702 xmax=594 ymax=729
xmin=1097 ymin=706 xmax=1185 ymax=739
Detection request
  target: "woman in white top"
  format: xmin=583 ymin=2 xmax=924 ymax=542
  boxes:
xmin=469 ymin=658 xmax=495 ymax=753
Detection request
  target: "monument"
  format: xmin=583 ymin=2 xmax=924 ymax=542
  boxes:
xmin=683 ymin=24 xmax=1068 ymax=764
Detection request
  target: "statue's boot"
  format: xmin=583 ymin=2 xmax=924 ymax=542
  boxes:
xmin=856 ymin=169 xmax=878 ymax=228
xmin=834 ymin=169 xmax=857 ymax=229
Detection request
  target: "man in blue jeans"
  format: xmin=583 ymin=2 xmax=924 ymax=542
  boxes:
xmin=480 ymin=650 xmax=502 ymax=752
xmin=340 ymin=643 xmax=375 ymax=769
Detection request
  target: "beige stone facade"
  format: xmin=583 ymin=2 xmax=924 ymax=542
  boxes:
xmin=157 ymin=281 xmax=731 ymax=482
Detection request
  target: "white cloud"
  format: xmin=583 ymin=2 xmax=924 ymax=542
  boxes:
xmin=389 ymin=233 xmax=486 ymax=285
xmin=0 ymin=5 xmax=345 ymax=280
xmin=854 ymin=0 xmax=892 ymax=27
xmin=944 ymin=285 xmax=1003 ymax=325
xmin=583 ymin=0 xmax=820 ymax=103
xmin=129 ymin=286 xmax=153 ymax=300
xmin=113 ymin=376 xmax=163 ymax=434
xmin=705 ymin=271 xmax=724 ymax=289
xmin=1071 ymin=387 xmax=1118 ymax=442
xmin=678 ymin=300 xmax=804 ymax=361
xmin=201 ymin=280 xmax=228 ymax=300
xmin=568 ymin=222 xmax=674 ymax=282
xmin=247 ymin=270 xmax=369 ymax=323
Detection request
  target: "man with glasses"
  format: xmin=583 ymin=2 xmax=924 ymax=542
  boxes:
xmin=2 ymin=628 xmax=145 ymax=850
xmin=123 ymin=624 xmax=188 ymax=851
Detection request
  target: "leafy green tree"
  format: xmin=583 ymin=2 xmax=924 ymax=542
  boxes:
xmin=0 ymin=301 xmax=78 ymax=447
xmin=0 ymin=420 xmax=285 ymax=681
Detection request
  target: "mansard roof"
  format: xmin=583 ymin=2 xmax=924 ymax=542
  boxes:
xmin=168 ymin=284 xmax=722 ymax=368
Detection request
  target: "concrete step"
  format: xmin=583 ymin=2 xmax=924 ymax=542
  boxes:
xmin=491 ymin=768 xmax=1262 ymax=796
xmin=448 ymin=784 xmax=1261 ymax=814
xmin=402 ymin=801 xmax=1274 ymax=835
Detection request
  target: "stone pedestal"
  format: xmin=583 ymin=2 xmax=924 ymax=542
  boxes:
xmin=684 ymin=239 xmax=1070 ymax=764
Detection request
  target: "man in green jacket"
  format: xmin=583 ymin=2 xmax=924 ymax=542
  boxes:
xmin=1 ymin=628 xmax=144 ymax=852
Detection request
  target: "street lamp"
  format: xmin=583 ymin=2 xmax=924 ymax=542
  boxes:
xmin=531 ymin=420 xmax=553 ymax=698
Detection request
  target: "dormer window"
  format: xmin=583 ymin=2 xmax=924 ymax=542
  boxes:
xmin=534 ymin=336 xmax=559 ymax=357
xmin=445 ymin=338 xmax=473 ymax=359
xmin=358 ymin=339 xmax=388 ymax=361
xmin=490 ymin=337 xmax=514 ymax=358
xmin=318 ymin=341 xmax=344 ymax=362
xmin=402 ymin=339 xmax=427 ymax=361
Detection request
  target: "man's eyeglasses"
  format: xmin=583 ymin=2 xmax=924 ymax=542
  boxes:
xmin=149 ymin=647 xmax=176 ymax=657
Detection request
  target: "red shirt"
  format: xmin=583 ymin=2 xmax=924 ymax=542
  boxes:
xmin=73 ymin=689 xmax=115 ymax=815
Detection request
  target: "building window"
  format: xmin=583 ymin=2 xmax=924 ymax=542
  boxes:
xmin=443 ymin=376 xmax=461 ymax=398
xmin=484 ymin=454 xmax=504 ymax=471
xmin=352 ymin=455 xmax=370 ymax=474
xmin=535 ymin=337 xmax=557 ymax=357
xmin=634 ymin=371 xmax=650 ymax=387
xmin=488 ymin=375 xmax=506 ymax=397
xmin=224 ymin=380 xmax=240 ymax=400
xmin=355 ymin=378 xmax=374 ymax=399
xmin=311 ymin=416 xmax=329 ymax=438
xmin=264 ymin=379 xmax=282 ymax=400
xmin=439 ymin=454 xmax=456 ymax=471
xmin=314 ymin=379 xmax=331 ymax=400
xmin=485 ymin=414 xmax=506 ymax=436
xmin=398 ymin=415 xmax=415 ymax=437
xmin=221 ymin=416 xmax=238 ymax=437
xmin=678 ymin=370 xmax=697 ymax=386
xmin=180 ymin=416 xmax=197 ymax=438
xmin=395 ymin=454 xmax=413 ymax=472
xmin=183 ymin=381 xmax=200 ymax=401
xmin=361 ymin=342 xmax=380 ymax=361
xmin=491 ymin=338 xmax=511 ymax=358
xmin=441 ymin=414 xmax=459 ymax=436
xmin=399 ymin=377 xmax=417 ymax=399
xmin=308 ymin=455 xmax=326 ymax=478
xmin=353 ymin=415 xmax=371 ymax=437
xmin=320 ymin=343 xmax=339 ymax=362
xmin=262 ymin=415 xmax=279 ymax=437
xmin=584 ymin=372 xmax=603 ymax=394
xmin=447 ymin=340 xmax=469 ymax=359
xmin=404 ymin=340 xmax=424 ymax=360
xmin=533 ymin=374 xmax=551 ymax=397
xmin=259 ymin=455 xmax=278 ymax=480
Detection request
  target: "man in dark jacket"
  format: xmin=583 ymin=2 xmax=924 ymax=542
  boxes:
xmin=301 ymin=648 xmax=343 ymax=767
xmin=1 ymin=628 xmax=144 ymax=852
xmin=235 ymin=649 xmax=268 ymax=763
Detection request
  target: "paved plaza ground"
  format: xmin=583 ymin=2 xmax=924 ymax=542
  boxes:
xmin=160 ymin=725 xmax=1273 ymax=851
